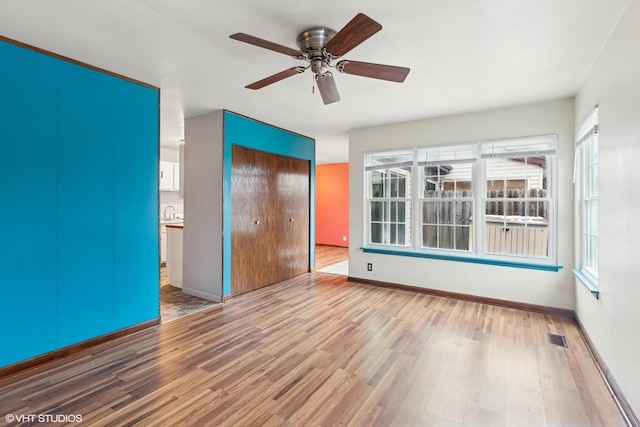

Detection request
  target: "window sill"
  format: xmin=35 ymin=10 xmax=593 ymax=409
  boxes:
xmin=572 ymin=269 xmax=599 ymax=299
xmin=361 ymin=247 xmax=563 ymax=272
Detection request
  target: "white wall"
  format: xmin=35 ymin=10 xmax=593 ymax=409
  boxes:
xmin=183 ymin=110 xmax=224 ymax=302
xmin=574 ymin=0 xmax=640 ymax=417
xmin=349 ymin=98 xmax=575 ymax=309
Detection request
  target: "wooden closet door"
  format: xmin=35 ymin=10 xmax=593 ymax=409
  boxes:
xmin=275 ymin=155 xmax=310 ymax=282
xmin=231 ymin=145 xmax=277 ymax=295
xmin=231 ymin=146 xmax=310 ymax=296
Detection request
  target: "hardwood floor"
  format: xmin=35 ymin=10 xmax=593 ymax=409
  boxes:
xmin=0 ymin=259 xmax=626 ymax=426
xmin=159 ymin=245 xmax=346 ymax=323
xmin=314 ymin=244 xmax=348 ymax=269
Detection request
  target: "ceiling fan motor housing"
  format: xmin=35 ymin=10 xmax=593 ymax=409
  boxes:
xmin=297 ymin=27 xmax=336 ymax=74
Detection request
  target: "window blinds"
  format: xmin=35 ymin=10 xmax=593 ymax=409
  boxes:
xmin=481 ymin=136 xmax=557 ymax=159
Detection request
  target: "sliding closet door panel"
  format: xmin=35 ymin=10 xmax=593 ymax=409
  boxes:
xmin=231 ymin=145 xmax=275 ymax=294
xmin=275 ymin=156 xmax=310 ymax=281
xmin=259 ymin=149 xmax=278 ymax=286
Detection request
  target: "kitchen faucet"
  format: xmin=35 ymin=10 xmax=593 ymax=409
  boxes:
xmin=163 ymin=205 xmax=175 ymax=219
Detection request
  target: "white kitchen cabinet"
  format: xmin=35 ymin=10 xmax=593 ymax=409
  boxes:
xmin=160 ymin=160 xmax=174 ymax=191
xmin=160 ymin=160 xmax=181 ymax=192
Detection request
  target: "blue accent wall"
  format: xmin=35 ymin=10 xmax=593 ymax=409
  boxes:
xmin=0 ymin=39 xmax=159 ymax=368
xmin=222 ymin=111 xmax=315 ymax=296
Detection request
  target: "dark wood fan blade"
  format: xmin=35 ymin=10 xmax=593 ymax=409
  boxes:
xmin=246 ymin=67 xmax=305 ymax=90
xmin=336 ymin=60 xmax=410 ymax=83
xmin=230 ymin=33 xmax=305 ymax=58
xmin=323 ymin=13 xmax=382 ymax=57
xmin=315 ymin=73 xmax=340 ymax=104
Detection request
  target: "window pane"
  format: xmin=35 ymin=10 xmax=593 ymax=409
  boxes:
xmin=484 ymin=211 xmax=549 ymax=257
xmin=420 ymin=156 xmax=474 ymax=253
xmin=371 ymin=223 xmax=383 ymax=243
xmin=590 ymin=137 xmax=598 ymax=194
xmin=390 ymin=175 xmax=398 ymax=197
xmin=440 ymin=201 xmax=454 ymax=225
xmin=485 ymin=199 xmax=504 ymax=216
xmin=423 ymin=202 xmax=437 ymax=224
xmin=455 ymin=225 xmax=471 ymax=250
xmin=484 ymin=154 xmax=550 ymax=259
xmin=397 ymin=224 xmax=406 ymax=245
xmin=455 ymin=201 xmax=472 ymax=225
xmin=367 ymin=162 xmax=413 ymax=245
xmin=422 ymin=225 xmax=437 ymax=248
xmin=581 ymin=129 xmax=598 ymax=278
xmin=591 ymin=200 xmax=598 ymax=234
xmin=371 ymin=201 xmax=383 ymax=221
xmin=591 ymin=237 xmax=598 ymax=272
xmin=438 ymin=226 xmax=454 ymax=249
xmin=485 ymin=220 xmax=505 ymax=254
xmin=371 ymin=171 xmax=383 ymax=198
xmin=585 ymin=236 xmax=598 ymax=272
xmin=424 ymin=177 xmax=438 ymax=194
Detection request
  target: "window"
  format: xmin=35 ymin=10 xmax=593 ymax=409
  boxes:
xmin=576 ymin=108 xmax=599 ymax=285
xmin=418 ymin=145 xmax=476 ymax=251
xmin=364 ymin=135 xmax=557 ymax=265
xmin=366 ymin=152 xmax=412 ymax=246
xmin=481 ymin=137 xmax=555 ymax=258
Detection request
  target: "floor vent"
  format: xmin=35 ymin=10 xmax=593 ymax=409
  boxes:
xmin=547 ymin=333 xmax=568 ymax=348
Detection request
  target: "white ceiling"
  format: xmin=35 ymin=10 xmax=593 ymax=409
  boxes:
xmin=0 ymin=1 xmax=630 ymax=163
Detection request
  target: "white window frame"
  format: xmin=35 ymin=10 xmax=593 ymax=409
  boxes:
xmin=365 ymin=156 xmax=413 ymax=247
xmin=363 ymin=135 xmax=558 ymax=266
xmin=417 ymin=144 xmax=477 ymax=253
xmin=480 ymin=136 xmax=557 ymax=262
xmin=576 ymin=108 xmax=599 ymax=285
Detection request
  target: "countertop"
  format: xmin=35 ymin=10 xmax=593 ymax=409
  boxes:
xmin=160 ymin=218 xmax=184 ymax=226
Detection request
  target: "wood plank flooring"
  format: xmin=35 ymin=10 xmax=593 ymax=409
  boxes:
xmin=0 ymin=253 xmax=626 ymax=426
xmin=314 ymin=244 xmax=348 ymax=269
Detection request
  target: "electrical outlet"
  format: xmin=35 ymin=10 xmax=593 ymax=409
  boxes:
xmin=367 ymin=263 xmax=372 ymax=271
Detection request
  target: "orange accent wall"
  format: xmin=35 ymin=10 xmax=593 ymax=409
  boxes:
xmin=315 ymin=163 xmax=349 ymax=247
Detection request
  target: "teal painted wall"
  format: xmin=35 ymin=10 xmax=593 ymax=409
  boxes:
xmin=0 ymin=39 xmax=159 ymax=368
xmin=222 ymin=111 xmax=315 ymax=296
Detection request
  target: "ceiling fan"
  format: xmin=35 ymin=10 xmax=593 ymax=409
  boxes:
xmin=229 ymin=13 xmax=410 ymax=105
